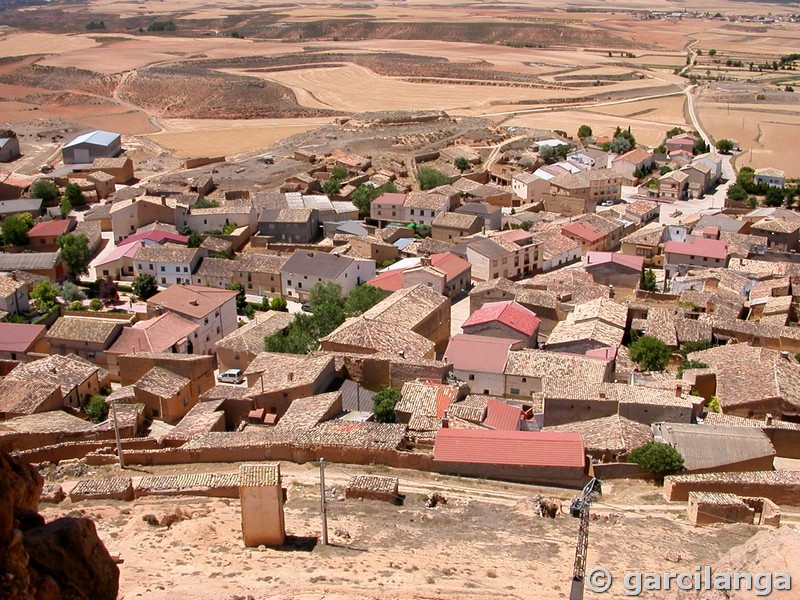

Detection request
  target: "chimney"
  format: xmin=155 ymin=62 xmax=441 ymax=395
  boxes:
xmin=140 ymin=240 xmax=146 ymax=248
xmin=161 ymin=195 xmax=167 ymax=206
xmin=421 ymin=254 xmax=431 ymax=267
xmin=10 ymin=272 xmax=16 ymax=281
xmin=765 ymin=414 xmax=774 ymax=426
xmin=441 ymin=409 xmax=449 ymax=429
xmin=287 ymin=372 xmax=294 ymax=382
xmin=189 ymin=299 xmax=199 ymax=306
xmin=780 ymin=351 xmax=790 ymax=360
xmin=675 ymin=384 xmax=683 ymax=398
xmin=598 ymin=391 xmax=606 ymax=399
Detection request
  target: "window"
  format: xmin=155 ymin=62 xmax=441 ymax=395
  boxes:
xmin=176 ymin=266 xmax=180 ymax=272
xmin=184 ymin=267 xmax=189 ymax=273
xmin=152 ymin=408 xmax=160 ymax=417
xmin=161 ymin=266 xmax=165 ymax=272
xmin=510 ymin=388 xmax=520 ymax=395
xmin=183 ymin=398 xmax=189 ymax=406
xmin=522 ymin=377 xmax=527 ymax=383
xmin=216 ymin=327 xmax=220 ymax=334
xmin=468 ymin=374 xmax=475 ymax=381
xmin=298 ymin=282 xmax=302 ymax=289
xmin=204 ymin=318 xmax=209 ymax=325
xmin=161 ymin=277 xmax=166 ymax=284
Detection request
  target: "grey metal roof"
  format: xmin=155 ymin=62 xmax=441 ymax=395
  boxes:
xmin=340 ymin=379 xmax=376 ymax=412
xmin=63 ymin=130 xmax=120 ymax=149
xmin=0 ymin=252 xmax=60 ymax=270
xmin=281 ymin=250 xmax=354 ymax=279
xmin=0 ymin=198 xmax=42 ymax=215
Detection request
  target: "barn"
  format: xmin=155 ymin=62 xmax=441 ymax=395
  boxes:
xmin=0 ymin=132 xmax=21 ymax=163
xmin=62 ymin=130 xmax=122 ymax=165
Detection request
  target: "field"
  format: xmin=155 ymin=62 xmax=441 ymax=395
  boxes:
xmin=0 ymin=0 xmax=798 ymax=173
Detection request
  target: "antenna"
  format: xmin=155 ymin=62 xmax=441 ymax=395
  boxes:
xmin=569 ymin=477 xmax=602 ymax=600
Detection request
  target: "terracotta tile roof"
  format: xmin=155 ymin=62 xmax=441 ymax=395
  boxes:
xmin=8 ymin=353 xmax=107 ymax=397
xmin=704 ymin=412 xmax=800 ymax=431
xmin=403 ymin=191 xmax=449 ymax=210
xmin=0 ymin=323 xmax=45 ymax=353
xmin=547 ymin=318 xmax=624 ymax=348
xmin=244 ymin=353 xmax=333 ymax=396
xmin=462 ymin=300 xmax=540 ymax=337
xmin=216 ymin=311 xmax=293 ymax=355
xmin=505 ymin=349 xmax=610 ymax=383
xmin=147 ymin=284 xmax=237 ymax=319
xmin=396 ymin=381 xmax=460 ymax=418
xmin=107 ymin=312 xmax=198 ymax=355
xmin=133 ymin=244 xmax=200 ymax=264
xmin=0 ymin=275 xmax=25 ymax=297
xmin=297 ymin=420 xmax=407 ymax=450
xmin=621 ymin=222 xmax=665 ymax=246
xmin=135 ymin=366 xmax=189 ymax=397
xmin=432 ymin=212 xmax=480 ymax=230
xmin=547 ymin=415 xmax=652 ymax=454
xmin=754 ymin=167 xmax=786 ymax=178
xmin=443 ymin=334 xmax=514 ymax=374
xmin=751 ymin=217 xmax=800 ymax=234
xmin=433 ymin=428 xmax=585 ymax=468
xmin=483 ymin=398 xmax=523 ymax=430
xmin=259 ymin=208 xmax=315 ymax=223
xmin=200 ymin=236 xmax=233 ymax=253
xmin=162 ymin=399 xmax=225 ymax=443
xmin=28 ymin=219 xmax=71 ymax=238
xmin=525 ymin=269 xmax=611 ymax=304
xmin=532 ymin=230 xmax=581 ymax=260
xmin=46 ymin=316 xmax=121 ymax=344
xmin=0 ymin=378 xmax=61 ymax=415
xmin=542 ymin=381 xmax=692 ymax=408
xmin=239 ymin=463 xmax=280 ymax=487
xmin=361 ymin=283 xmax=448 ymax=331
xmin=448 ymin=394 xmax=489 ymax=423
xmin=562 ymin=221 xmax=604 ymax=243
xmin=571 ymin=298 xmax=628 ymax=328
xmin=2 ymin=410 xmax=95 ymax=435
xmin=321 ymin=317 xmax=435 ymax=359
xmin=237 ymin=252 xmax=286 ymax=274
xmin=371 ymin=192 xmax=407 ymax=206
xmin=271 ymin=391 xmax=342 ymax=442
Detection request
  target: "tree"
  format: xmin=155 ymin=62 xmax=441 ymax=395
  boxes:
xmin=344 ymin=284 xmax=383 ymax=317
xmin=89 ymin=298 xmax=102 ymax=311
xmin=187 ymin=231 xmax=203 ymax=248
xmin=609 ymin=136 xmax=632 ymax=154
xmin=351 ymin=182 xmax=398 ymax=218
xmin=639 ymin=268 xmax=658 ymax=292
xmin=659 ymin=165 xmax=673 ymax=175
xmin=2 ymin=214 xmax=31 ymax=246
xmin=31 ymin=280 xmax=59 ymax=312
xmin=709 ymin=48 xmax=717 ymax=57
xmin=629 ymin=335 xmax=671 ymax=371
xmin=454 ymin=157 xmax=470 ymax=172
xmin=86 ymin=395 xmax=109 ymax=423
xmin=63 ymin=183 xmax=86 ymax=207
xmin=322 ymin=178 xmax=341 ymax=195
xmin=59 ymin=281 xmax=85 ymax=303
xmin=270 ymin=296 xmax=288 ymax=312
xmin=194 ymin=198 xmax=219 ymax=209
xmin=577 ymin=124 xmax=593 ymax=139
xmin=58 ymin=233 xmax=90 ymax=280
xmin=226 ymin=282 xmax=247 ymax=312
xmin=30 ymin=180 xmax=58 ymax=203
xmin=539 ymin=145 xmax=556 ymax=162
xmin=628 ymin=442 xmax=684 ymax=479
xmin=417 ymin=166 xmax=450 ymax=190
xmin=98 ymin=277 xmax=118 ymax=304
xmin=309 ymin=281 xmax=344 ymax=310
xmin=715 ymin=139 xmax=734 ymax=153
xmin=764 ymin=187 xmax=785 ymax=207
xmin=693 ymin=139 xmax=709 ymax=155
xmin=727 ymin=183 xmax=748 ymax=202
xmin=68 ymin=300 xmax=85 ymax=311
xmin=331 ymin=164 xmax=348 ymax=180
xmin=373 ymin=387 xmax=401 ymax=423
xmin=59 ymin=197 xmax=72 ymax=218
xmin=666 ymin=127 xmax=685 ymax=138
xmin=132 ymin=273 xmax=158 ymax=300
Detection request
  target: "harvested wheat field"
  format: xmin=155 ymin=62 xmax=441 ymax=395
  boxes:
xmin=0 ymin=32 xmax=98 ymax=58
xmin=149 ymin=117 xmax=335 ymax=158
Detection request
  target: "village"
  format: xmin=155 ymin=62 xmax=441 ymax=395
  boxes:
xmin=2 ymin=105 xmax=800 ymax=599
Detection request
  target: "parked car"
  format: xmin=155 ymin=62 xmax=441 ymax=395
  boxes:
xmin=600 ymin=200 xmax=615 ymax=206
xmin=217 ymin=369 xmax=244 ymax=384
xmin=301 ymin=303 xmax=313 ymax=312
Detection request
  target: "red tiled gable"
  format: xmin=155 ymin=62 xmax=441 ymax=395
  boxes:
xmin=118 ymin=230 xmax=189 ymax=247
xmin=664 ymin=238 xmax=728 ymax=260
xmin=367 ymin=252 xmax=469 ymax=292
xmin=443 ymin=334 xmax=515 ymax=374
xmin=367 ymin=268 xmax=404 ymax=292
xmin=585 ymin=251 xmax=644 ymax=272
xmin=28 ymin=219 xmax=70 ymax=238
xmin=562 ymin=222 xmax=605 ymax=243
xmin=483 ymin=398 xmax=523 ymax=431
xmin=433 ymin=428 xmax=586 ymax=468
xmin=372 ymin=193 xmax=407 ymax=206
xmin=462 ymin=300 xmax=540 ymax=337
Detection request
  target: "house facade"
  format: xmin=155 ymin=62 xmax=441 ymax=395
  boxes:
xmin=134 ymin=244 xmax=203 ymax=287
xmin=280 ymin=250 xmax=375 ymax=301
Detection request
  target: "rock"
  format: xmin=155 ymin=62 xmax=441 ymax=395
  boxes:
xmin=0 ymin=451 xmax=43 ymax=511
xmin=40 ymin=485 xmax=66 ymax=505
xmin=24 ymin=517 xmax=119 ymax=600
xmin=142 ymin=514 xmax=159 ymax=527
xmin=426 ymin=492 xmax=447 ymax=508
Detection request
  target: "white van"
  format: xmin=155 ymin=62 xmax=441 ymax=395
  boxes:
xmin=217 ymin=369 xmax=244 ymax=384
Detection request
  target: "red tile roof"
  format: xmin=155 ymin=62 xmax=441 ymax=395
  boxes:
xmin=433 ymin=428 xmax=586 ymax=468
xmin=664 ymin=238 xmax=728 ymax=260
xmin=118 ymin=230 xmax=189 ymax=247
xmin=443 ymin=334 xmax=516 ymax=374
xmin=462 ymin=300 xmax=540 ymax=337
xmin=367 ymin=268 xmax=404 ymax=292
xmin=371 ymin=192 xmax=407 ymax=206
xmin=147 ymin=284 xmax=238 ymax=319
xmin=585 ymin=251 xmax=644 ymax=272
xmin=0 ymin=323 xmax=46 ymax=353
xmin=28 ymin=219 xmax=70 ymax=238
xmin=108 ymin=312 xmax=198 ymax=355
xmin=483 ymin=398 xmax=523 ymax=431
xmin=562 ymin=221 xmax=605 ymax=243
xmin=367 ymin=252 xmax=470 ymax=292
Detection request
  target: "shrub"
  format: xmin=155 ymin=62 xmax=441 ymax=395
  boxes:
xmin=59 ymin=281 xmax=85 ymax=303
xmin=30 ymin=180 xmax=58 ymax=203
xmin=628 ymin=442 xmax=685 ymax=478
xmin=417 ymin=166 xmax=450 ymax=190
xmin=86 ymin=395 xmax=109 ymax=423
xmin=68 ymin=300 xmax=85 ymax=311
xmin=89 ymin=298 xmax=102 ymax=311
xmin=31 ymin=280 xmax=60 ymax=312
xmin=132 ymin=273 xmax=158 ymax=300
xmin=707 ymin=397 xmax=720 ymax=413
xmin=373 ymin=387 xmax=401 ymax=423
xmin=2 ymin=214 xmax=31 ymax=247
xmin=454 ymin=157 xmax=470 ymax=172
xmin=270 ymin=296 xmax=288 ymax=312
xmin=629 ymin=335 xmax=671 ymax=371
xmin=64 ymin=183 xmax=86 ymax=206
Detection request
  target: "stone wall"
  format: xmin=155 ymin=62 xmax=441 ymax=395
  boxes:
xmin=664 ymin=471 xmax=800 ymax=505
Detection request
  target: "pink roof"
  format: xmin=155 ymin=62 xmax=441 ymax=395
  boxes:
xmin=367 ymin=268 xmax=404 ymax=292
xmin=462 ymin=300 xmax=540 ymax=337
xmin=367 ymin=252 xmax=470 ymax=292
xmin=372 ymin=192 xmax=407 ymax=206
xmin=585 ymin=251 xmax=644 ymax=272
xmin=0 ymin=323 xmax=46 ymax=353
xmin=483 ymin=398 xmax=523 ymax=431
xmin=92 ymin=242 xmax=140 ymax=266
xmin=664 ymin=238 xmax=728 ymax=260
xmin=499 ymin=229 xmax=532 ymax=244
xmin=28 ymin=219 xmax=70 ymax=237
xmin=562 ymin=222 xmax=605 ymax=243
xmin=118 ymin=230 xmax=189 ymax=247
xmin=107 ymin=312 xmax=198 ymax=355
xmin=585 ymin=346 xmax=618 ymax=361
xmin=443 ymin=334 xmax=516 ymax=374
xmin=433 ymin=429 xmax=586 ymax=468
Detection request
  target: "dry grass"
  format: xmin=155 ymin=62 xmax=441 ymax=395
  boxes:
xmin=0 ymin=32 xmax=98 ymax=58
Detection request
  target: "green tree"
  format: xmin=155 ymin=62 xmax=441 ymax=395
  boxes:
xmin=351 ymin=182 xmax=398 ymax=218
xmin=89 ymin=298 xmax=102 ymax=311
xmin=270 ymin=296 xmax=288 ymax=312
xmin=309 ymin=281 xmax=344 ymax=310
xmin=373 ymin=387 xmax=401 ymax=423
xmin=693 ymin=139 xmax=709 ymax=155
xmin=709 ymin=49 xmax=717 ymax=57
xmin=187 ymin=231 xmax=203 ymax=247
xmin=659 ymin=165 xmax=673 ymax=175
xmin=707 ymin=397 xmax=720 ymax=413
xmin=577 ymin=124 xmax=593 ymax=139
xmin=628 ymin=442 xmax=684 ymax=479
xmin=194 ymin=198 xmax=219 ymax=209
xmin=58 ymin=233 xmax=91 ymax=280
xmin=715 ymin=139 xmax=734 ymax=153
xmin=30 ymin=180 xmax=58 ymax=203
xmin=86 ymin=395 xmax=109 ymax=422
xmin=639 ymin=268 xmax=658 ymax=292
xmin=59 ymin=196 xmax=72 ymax=219
xmin=68 ymin=300 xmax=85 ymax=311
xmin=331 ymin=164 xmax=348 ymax=180
xmin=454 ymin=157 xmax=470 ymax=172
xmin=609 ymin=136 xmax=632 ymax=154
xmin=63 ymin=183 xmax=86 ymax=207
xmin=417 ymin=166 xmax=450 ymax=190
xmin=132 ymin=273 xmax=158 ymax=300
xmin=678 ymin=359 xmax=708 ymax=377
xmin=2 ymin=214 xmax=31 ymax=246
xmin=666 ymin=127 xmax=685 ymax=138
xmin=59 ymin=281 xmax=85 ymax=303
xmin=344 ymin=284 xmax=383 ymax=317
xmin=727 ymin=183 xmax=748 ymax=202
xmin=226 ymin=282 xmax=247 ymax=312
xmin=629 ymin=335 xmax=671 ymax=371
xmin=747 ymin=195 xmax=758 ymax=209
xmin=31 ymin=280 xmax=59 ymax=312
xmin=322 ymin=178 xmax=341 ymax=195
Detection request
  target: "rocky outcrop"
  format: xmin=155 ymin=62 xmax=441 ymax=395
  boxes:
xmin=0 ymin=450 xmax=119 ymax=600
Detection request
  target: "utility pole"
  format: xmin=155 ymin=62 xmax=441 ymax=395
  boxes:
xmin=111 ymin=398 xmax=125 ymax=469
xmin=319 ymin=458 xmax=329 ymax=545
xmin=569 ymin=478 xmax=602 ymax=600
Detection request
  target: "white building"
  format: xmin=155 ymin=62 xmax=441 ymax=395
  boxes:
xmin=280 ymin=250 xmax=375 ymax=301
xmin=134 ymin=244 xmax=203 ymax=287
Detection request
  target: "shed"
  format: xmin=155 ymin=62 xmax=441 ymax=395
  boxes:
xmin=62 ymin=130 xmax=122 ymax=164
